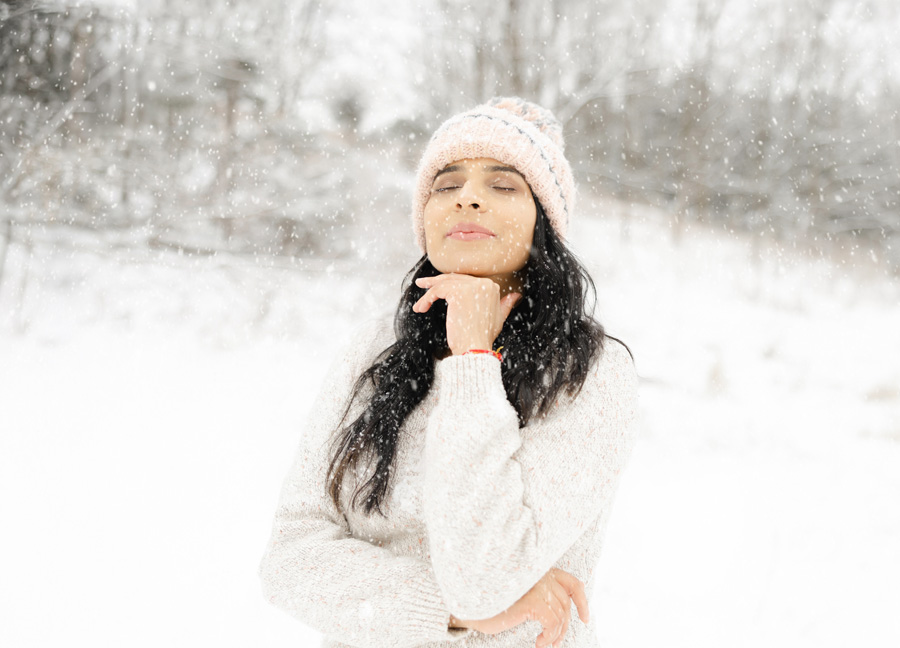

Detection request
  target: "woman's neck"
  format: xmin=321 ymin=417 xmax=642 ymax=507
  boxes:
xmin=488 ymin=270 xmax=525 ymax=302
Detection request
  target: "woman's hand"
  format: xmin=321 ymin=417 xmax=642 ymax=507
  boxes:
xmin=412 ymin=273 xmax=521 ymax=356
xmin=450 ymin=568 xmax=590 ymax=648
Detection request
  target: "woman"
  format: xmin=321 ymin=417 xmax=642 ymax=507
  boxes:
xmin=258 ymin=97 xmax=639 ymax=648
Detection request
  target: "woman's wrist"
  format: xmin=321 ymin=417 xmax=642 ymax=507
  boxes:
xmin=461 ymin=347 xmax=503 ymax=362
xmin=451 ymin=340 xmax=494 ymax=356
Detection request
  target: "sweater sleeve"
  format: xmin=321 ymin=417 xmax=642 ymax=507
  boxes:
xmin=421 ymin=340 xmax=639 ymax=620
xmin=258 ymin=316 xmax=474 ymax=648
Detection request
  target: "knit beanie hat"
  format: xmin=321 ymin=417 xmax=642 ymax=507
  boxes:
xmin=410 ymin=97 xmax=576 ymax=254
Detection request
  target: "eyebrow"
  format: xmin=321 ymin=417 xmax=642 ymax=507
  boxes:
xmin=486 ymin=165 xmax=524 ymax=177
xmin=433 ymin=165 xmax=461 ymax=180
xmin=433 ymin=164 xmax=525 ymax=181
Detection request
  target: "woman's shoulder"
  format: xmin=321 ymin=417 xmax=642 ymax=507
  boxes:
xmin=537 ymin=336 xmax=637 ymax=417
xmin=534 ymin=335 xmax=638 ymax=436
xmin=582 ymin=336 xmax=638 ymax=401
xmin=597 ymin=336 xmax=635 ymax=372
xmin=352 ymin=308 xmax=396 ymax=351
xmin=339 ymin=308 xmax=397 ymax=373
xmin=314 ymin=310 xmax=395 ymax=403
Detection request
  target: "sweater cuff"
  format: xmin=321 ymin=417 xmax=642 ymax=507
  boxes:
xmin=434 ymin=352 xmax=508 ymax=407
xmin=398 ymin=569 xmax=474 ymax=643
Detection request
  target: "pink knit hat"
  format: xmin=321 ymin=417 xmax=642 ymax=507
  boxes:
xmin=411 ymin=97 xmax=576 ymax=254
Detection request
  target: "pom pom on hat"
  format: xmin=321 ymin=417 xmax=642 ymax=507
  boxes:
xmin=410 ymin=97 xmax=576 ymax=254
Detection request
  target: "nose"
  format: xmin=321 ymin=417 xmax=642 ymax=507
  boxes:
xmin=455 ymin=180 xmax=485 ymax=211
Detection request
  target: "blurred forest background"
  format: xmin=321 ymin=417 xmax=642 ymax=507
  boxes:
xmin=1 ymin=0 xmax=898 ymax=301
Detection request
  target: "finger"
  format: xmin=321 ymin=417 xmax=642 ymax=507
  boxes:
xmin=414 ymin=272 xmax=467 ymax=288
xmin=554 ymin=570 xmax=591 ymax=625
xmin=414 ymin=276 xmax=441 ymax=288
xmin=497 ymin=291 xmax=522 ymax=324
xmin=412 ymin=284 xmax=449 ymax=313
xmin=549 ymin=580 xmax=572 ymax=647
xmin=554 ymin=616 xmax=570 ymax=648
xmin=535 ymin=615 xmax=562 ymax=648
xmin=536 ymin=590 xmax=565 ymax=648
xmin=533 ymin=603 xmax=558 ymax=648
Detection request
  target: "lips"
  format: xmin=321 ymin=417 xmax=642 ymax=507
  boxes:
xmin=446 ymin=222 xmax=496 ymax=237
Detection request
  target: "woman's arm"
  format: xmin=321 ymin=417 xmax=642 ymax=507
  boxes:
xmin=421 ymin=340 xmax=639 ymax=621
xmin=259 ymin=318 xmax=472 ymax=648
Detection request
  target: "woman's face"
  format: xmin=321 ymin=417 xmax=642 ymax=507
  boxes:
xmin=423 ymin=157 xmax=537 ymax=278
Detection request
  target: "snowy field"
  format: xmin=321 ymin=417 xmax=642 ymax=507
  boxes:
xmin=2 ymin=197 xmax=899 ymax=648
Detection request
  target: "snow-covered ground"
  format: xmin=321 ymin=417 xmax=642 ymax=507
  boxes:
xmin=1 ymin=197 xmax=898 ymax=648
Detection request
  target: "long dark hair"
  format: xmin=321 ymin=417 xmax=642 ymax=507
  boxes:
xmin=325 ymin=198 xmax=631 ymax=518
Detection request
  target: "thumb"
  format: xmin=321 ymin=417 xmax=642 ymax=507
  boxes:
xmin=498 ymin=291 xmax=522 ymax=325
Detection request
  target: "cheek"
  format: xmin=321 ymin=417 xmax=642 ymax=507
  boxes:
xmin=509 ymin=213 xmax=536 ymax=248
xmin=422 ymin=204 xmax=437 ymax=235
xmin=511 ymin=217 xmax=536 ymax=265
xmin=422 ymin=205 xmax=446 ymax=254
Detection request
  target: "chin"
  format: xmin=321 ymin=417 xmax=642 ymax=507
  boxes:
xmin=432 ymin=261 xmax=482 ymax=275
xmin=428 ymin=248 xmax=527 ymax=277
xmin=432 ymin=260 xmax=515 ymax=277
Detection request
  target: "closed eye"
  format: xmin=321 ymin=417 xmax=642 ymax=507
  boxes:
xmin=433 ymin=185 xmax=459 ymax=193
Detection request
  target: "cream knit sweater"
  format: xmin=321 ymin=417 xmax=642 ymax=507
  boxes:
xmin=258 ymin=311 xmax=639 ymax=647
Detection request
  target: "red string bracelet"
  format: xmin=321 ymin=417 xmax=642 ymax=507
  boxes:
xmin=463 ymin=346 xmax=504 ymax=362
